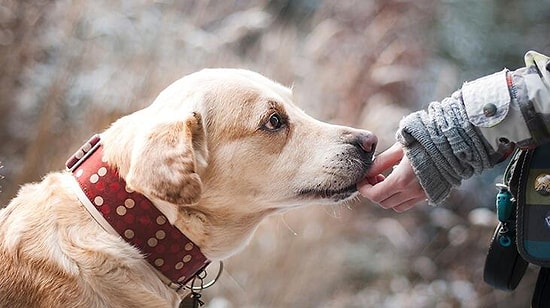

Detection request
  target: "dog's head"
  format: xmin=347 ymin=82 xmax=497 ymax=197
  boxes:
xmin=101 ymin=69 xmax=376 ymax=257
xmin=103 ymin=69 xmax=376 ymax=210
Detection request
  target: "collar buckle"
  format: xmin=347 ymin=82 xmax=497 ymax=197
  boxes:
xmin=66 ymin=134 xmax=102 ymax=172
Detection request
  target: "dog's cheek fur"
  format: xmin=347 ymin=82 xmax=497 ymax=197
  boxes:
xmin=126 ymin=115 xmax=205 ymax=206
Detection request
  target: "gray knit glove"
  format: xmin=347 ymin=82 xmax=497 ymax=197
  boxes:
xmin=396 ymin=91 xmax=498 ymax=204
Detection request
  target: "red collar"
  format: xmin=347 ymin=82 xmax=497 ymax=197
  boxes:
xmin=66 ymin=135 xmax=210 ymax=288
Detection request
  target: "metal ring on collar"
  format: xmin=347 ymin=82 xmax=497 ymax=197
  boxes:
xmin=188 ymin=261 xmax=224 ymax=291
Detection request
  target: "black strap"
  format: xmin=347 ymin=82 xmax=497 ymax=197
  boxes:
xmin=532 ymin=267 xmax=550 ymax=308
xmin=483 ymin=222 xmax=528 ymax=290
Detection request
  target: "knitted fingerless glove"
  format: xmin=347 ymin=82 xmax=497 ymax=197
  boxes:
xmin=396 ymin=91 xmax=497 ymax=204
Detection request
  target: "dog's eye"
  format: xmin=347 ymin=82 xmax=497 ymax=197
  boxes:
xmin=264 ymin=113 xmax=284 ymax=131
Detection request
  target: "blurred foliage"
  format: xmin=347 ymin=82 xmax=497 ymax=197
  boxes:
xmin=437 ymin=0 xmax=550 ymax=78
xmin=0 ymin=0 xmax=549 ymax=307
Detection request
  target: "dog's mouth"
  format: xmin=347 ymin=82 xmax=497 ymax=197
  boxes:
xmin=298 ymin=183 xmax=358 ymax=202
xmin=296 ymin=150 xmax=374 ymax=202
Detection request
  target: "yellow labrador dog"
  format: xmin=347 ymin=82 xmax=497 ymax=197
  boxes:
xmin=0 ymin=69 xmax=376 ymax=307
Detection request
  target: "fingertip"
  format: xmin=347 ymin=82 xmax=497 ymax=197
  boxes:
xmin=366 ymin=175 xmax=383 ymax=185
xmin=367 ymin=143 xmax=405 ymax=176
xmin=357 ymin=182 xmax=372 ymax=196
xmin=375 ymin=174 xmax=385 ymax=182
xmin=378 ymin=203 xmax=392 ymax=210
xmin=393 ymin=207 xmax=406 ymax=213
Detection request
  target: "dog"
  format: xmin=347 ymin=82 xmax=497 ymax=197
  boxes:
xmin=0 ymin=69 xmax=377 ymax=307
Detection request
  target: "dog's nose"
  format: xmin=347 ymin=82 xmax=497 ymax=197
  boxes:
xmin=356 ymin=131 xmax=377 ymax=153
xmin=347 ymin=130 xmax=377 ymax=154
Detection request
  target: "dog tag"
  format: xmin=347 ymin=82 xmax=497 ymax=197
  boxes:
xmin=179 ymin=292 xmax=204 ymax=308
xmin=179 ymin=295 xmax=195 ymax=308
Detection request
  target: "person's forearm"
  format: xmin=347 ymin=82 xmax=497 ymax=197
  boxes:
xmin=397 ymin=51 xmax=550 ymax=204
xmin=397 ymin=92 xmax=496 ymax=204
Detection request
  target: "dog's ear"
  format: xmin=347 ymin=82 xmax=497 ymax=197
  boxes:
xmin=125 ymin=112 xmax=208 ymax=205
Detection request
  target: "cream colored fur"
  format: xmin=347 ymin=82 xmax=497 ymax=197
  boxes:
xmin=0 ymin=69 xmax=376 ymax=307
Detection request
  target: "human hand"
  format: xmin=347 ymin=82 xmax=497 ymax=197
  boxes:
xmin=357 ymin=142 xmax=427 ymax=212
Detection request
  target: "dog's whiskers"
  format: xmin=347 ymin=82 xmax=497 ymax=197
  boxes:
xmin=280 ymin=213 xmax=298 ymax=236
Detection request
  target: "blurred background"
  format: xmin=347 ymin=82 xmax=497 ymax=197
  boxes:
xmin=1 ymin=0 xmax=549 ymax=307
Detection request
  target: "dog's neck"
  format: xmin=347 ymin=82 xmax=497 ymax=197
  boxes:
xmin=174 ymin=200 xmax=277 ymax=260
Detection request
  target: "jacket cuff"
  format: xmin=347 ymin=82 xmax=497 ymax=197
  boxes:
xmin=462 ymin=69 xmax=533 ymax=150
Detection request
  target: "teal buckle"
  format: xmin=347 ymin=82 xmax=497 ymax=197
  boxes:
xmin=496 ymin=183 xmax=514 ymax=222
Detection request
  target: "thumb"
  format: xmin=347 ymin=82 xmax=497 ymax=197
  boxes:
xmin=367 ymin=142 xmax=404 ymax=176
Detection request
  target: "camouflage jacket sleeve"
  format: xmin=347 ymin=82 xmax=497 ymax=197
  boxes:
xmin=396 ymin=51 xmax=550 ymax=205
xmin=463 ymin=51 xmax=550 ymax=152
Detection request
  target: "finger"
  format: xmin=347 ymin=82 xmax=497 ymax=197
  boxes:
xmin=377 ymin=190 xmax=422 ymax=210
xmin=367 ymin=142 xmax=404 ymax=176
xmin=358 ymin=174 xmax=385 ymax=187
xmin=370 ymin=174 xmax=385 ymax=185
xmin=360 ymin=162 xmax=413 ymax=203
xmin=357 ymin=179 xmax=399 ymax=204
xmin=392 ymin=198 xmax=425 ymax=213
